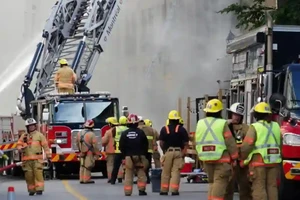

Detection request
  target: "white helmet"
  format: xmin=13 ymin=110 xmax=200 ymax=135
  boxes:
xmin=25 ymin=118 xmax=37 ymax=126
xmin=138 ymin=116 xmax=143 ymax=121
xmin=227 ymin=102 xmax=244 ymax=115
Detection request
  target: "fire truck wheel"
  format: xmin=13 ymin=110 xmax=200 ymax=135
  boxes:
xmin=102 ymin=165 xmax=108 ymax=178
xmin=278 ymin=166 xmax=300 ymax=200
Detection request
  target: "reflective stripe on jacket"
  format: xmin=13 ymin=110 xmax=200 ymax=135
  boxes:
xmin=244 ymin=120 xmax=282 ymax=165
xmin=195 ymin=117 xmax=227 ymax=161
xmin=115 ymin=126 xmax=128 ymax=153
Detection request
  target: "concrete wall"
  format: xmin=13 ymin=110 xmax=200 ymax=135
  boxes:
xmin=0 ymin=0 xmax=237 ymax=130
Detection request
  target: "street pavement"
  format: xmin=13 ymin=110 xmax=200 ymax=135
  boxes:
xmin=0 ymin=175 xmax=239 ymax=200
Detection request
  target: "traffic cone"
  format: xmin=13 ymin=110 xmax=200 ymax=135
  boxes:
xmin=7 ymin=186 xmax=15 ymax=200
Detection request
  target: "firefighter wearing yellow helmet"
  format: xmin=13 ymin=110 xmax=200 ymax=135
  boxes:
xmin=76 ymin=119 xmax=100 ymax=184
xmin=54 ymin=58 xmax=77 ymax=94
xmin=144 ymin=119 xmax=161 ymax=168
xmin=195 ymin=99 xmax=238 ymax=199
xmin=110 ymin=116 xmax=128 ymax=185
xmin=224 ymin=102 xmax=251 ymax=200
xmin=159 ymin=110 xmax=189 ymax=195
xmin=102 ymin=117 xmax=123 ymax=183
xmin=138 ymin=118 xmax=159 ymax=183
xmin=240 ymin=102 xmax=281 ymax=200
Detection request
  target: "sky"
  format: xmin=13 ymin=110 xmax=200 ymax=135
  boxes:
xmin=0 ymin=0 xmax=238 ymax=130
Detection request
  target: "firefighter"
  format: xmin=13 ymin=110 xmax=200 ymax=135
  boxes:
xmin=224 ymin=102 xmax=252 ymax=200
xmin=138 ymin=118 xmax=158 ymax=183
xmin=119 ymin=114 xmax=149 ymax=196
xmin=144 ymin=119 xmax=161 ymax=168
xmin=102 ymin=117 xmax=123 ymax=183
xmin=195 ymin=99 xmax=238 ymax=200
xmin=16 ymin=118 xmax=51 ymax=196
xmin=240 ymin=102 xmax=282 ymax=200
xmin=54 ymin=58 xmax=77 ymax=94
xmin=159 ymin=110 xmax=189 ymax=196
xmin=76 ymin=119 xmax=100 ymax=184
xmin=110 ymin=116 xmax=128 ymax=185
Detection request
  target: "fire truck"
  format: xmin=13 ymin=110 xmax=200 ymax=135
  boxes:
xmin=15 ymin=0 xmax=123 ymax=178
xmin=226 ymin=24 xmax=300 ymax=199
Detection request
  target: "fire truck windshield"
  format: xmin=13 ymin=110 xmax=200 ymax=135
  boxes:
xmin=286 ymin=68 xmax=300 ymax=110
xmin=85 ymin=101 xmax=114 ymax=123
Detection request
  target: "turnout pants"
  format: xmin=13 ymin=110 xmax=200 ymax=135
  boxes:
xmin=153 ymin=151 xmax=161 ymax=168
xmin=22 ymin=160 xmax=45 ymax=193
xmin=160 ymin=147 xmax=184 ymax=193
xmin=249 ymin=166 xmax=279 ymax=200
xmin=204 ymin=162 xmax=232 ymax=200
xmin=57 ymin=88 xmax=74 ymax=94
xmin=124 ymin=155 xmax=148 ymax=195
xmin=79 ymin=154 xmax=95 ymax=183
xmin=225 ymin=164 xmax=252 ymax=200
xmin=110 ymin=153 xmax=124 ymax=183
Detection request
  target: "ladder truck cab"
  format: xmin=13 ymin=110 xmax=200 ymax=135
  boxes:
xmin=15 ymin=0 xmax=123 ymax=178
xmin=31 ymin=91 xmax=118 ymax=178
xmin=226 ymin=25 xmax=300 ymax=199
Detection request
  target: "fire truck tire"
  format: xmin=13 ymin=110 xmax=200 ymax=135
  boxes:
xmin=101 ymin=163 xmax=108 ymax=178
xmin=12 ymin=166 xmax=23 ymax=177
xmin=278 ymin=166 xmax=300 ymax=200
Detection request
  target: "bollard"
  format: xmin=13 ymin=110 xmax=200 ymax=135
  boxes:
xmin=7 ymin=186 xmax=16 ymax=200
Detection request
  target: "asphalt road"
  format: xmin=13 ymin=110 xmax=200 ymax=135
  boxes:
xmin=0 ymin=175 xmax=240 ymax=200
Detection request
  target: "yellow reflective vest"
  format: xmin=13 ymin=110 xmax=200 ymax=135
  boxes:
xmin=114 ymin=126 xmax=128 ymax=153
xmin=244 ymin=120 xmax=282 ymax=165
xmin=195 ymin=117 xmax=227 ymax=161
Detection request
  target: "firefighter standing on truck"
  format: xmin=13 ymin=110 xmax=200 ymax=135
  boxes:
xmin=195 ymin=99 xmax=238 ymax=200
xmin=159 ymin=110 xmax=189 ymax=196
xmin=138 ymin=118 xmax=158 ymax=183
xmin=119 ymin=114 xmax=149 ymax=196
xmin=110 ymin=116 xmax=128 ymax=185
xmin=54 ymin=58 xmax=77 ymax=94
xmin=102 ymin=117 xmax=124 ymax=183
xmin=224 ymin=103 xmax=252 ymax=200
xmin=144 ymin=119 xmax=161 ymax=168
xmin=76 ymin=119 xmax=100 ymax=184
xmin=240 ymin=102 xmax=282 ymax=200
xmin=16 ymin=118 xmax=51 ymax=196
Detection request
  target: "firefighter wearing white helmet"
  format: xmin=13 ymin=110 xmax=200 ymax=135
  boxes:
xmin=54 ymin=58 xmax=77 ymax=94
xmin=240 ymin=102 xmax=281 ymax=200
xmin=16 ymin=118 xmax=51 ymax=196
xmin=224 ymin=103 xmax=251 ymax=200
xmin=195 ymin=99 xmax=238 ymax=200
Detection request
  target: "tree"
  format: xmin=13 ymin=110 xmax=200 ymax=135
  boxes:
xmin=218 ymin=0 xmax=300 ymax=31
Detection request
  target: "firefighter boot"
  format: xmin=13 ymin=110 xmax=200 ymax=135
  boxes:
xmin=82 ymin=180 xmax=95 ymax=184
xmin=139 ymin=190 xmax=147 ymax=196
xmin=118 ymin=178 xmax=122 ymax=183
xmin=171 ymin=192 xmax=180 ymax=196
xmin=36 ymin=191 xmax=43 ymax=195
xmin=29 ymin=192 xmax=35 ymax=196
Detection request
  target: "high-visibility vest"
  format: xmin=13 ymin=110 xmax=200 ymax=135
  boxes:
xmin=195 ymin=117 xmax=227 ymax=161
xmin=114 ymin=126 xmax=128 ymax=153
xmin=244 ymin=120 xmax=282 ymax=165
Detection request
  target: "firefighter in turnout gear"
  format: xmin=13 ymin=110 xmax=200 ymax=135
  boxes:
xmin=195 ymin=99 xmax=238 ymax=200
xmin=240 ymin=102 xmax=282 ymax=200
xmin=54 ymin=58 xmax=77 ymax=94
xmin=16 ymin=118 xmax=51 ymax=196
xmin=159 ymin=110 xmax=189 ymax=196
xmin=144 ymin=119 xmax=161 ymax=168
xmin=138 ymin=118 xmax=159 ymax=183
xmin=119 ymin=114 xmax=149 ymax=196
xmin=102 ymin=117 xmax=123 ymax=183
xmin=224 ymin=103 xmax=252 ymax=200
xmin=76 ymin=119 xmax=100 ymax=184
xmin=110 ymin=116 xmax=128 ymax=185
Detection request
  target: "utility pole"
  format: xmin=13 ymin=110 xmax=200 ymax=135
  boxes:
xmin=266 ymin=11 xmax=273 ymax=100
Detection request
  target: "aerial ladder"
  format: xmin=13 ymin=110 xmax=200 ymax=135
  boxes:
xmin=16 ymin=0 xmax=123 ymax=120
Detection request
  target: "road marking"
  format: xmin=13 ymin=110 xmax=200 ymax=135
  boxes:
xmin=62 ymin=180 xmax=88 ymax=200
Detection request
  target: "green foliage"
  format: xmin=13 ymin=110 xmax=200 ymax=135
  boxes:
xmin=218 ymin=0 xmax=300 ymax=31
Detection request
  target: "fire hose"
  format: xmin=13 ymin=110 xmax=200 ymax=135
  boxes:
xmin=0 ymin=160 xmax=51 ymax=172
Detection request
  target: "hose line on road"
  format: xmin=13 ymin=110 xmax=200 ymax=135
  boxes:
xmin=62 ymin=180 xmax=88 ymax=200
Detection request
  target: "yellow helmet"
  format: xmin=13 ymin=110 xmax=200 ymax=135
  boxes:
xmin=59 ymin=58 xmax=68 ymax=65
xmin=168 ymin=110 xmax=181 ymax=120
xmin=166 ymin=119 xmax=169 ymax=126
xmin=119 ymin=116 xmax=128 ymax=125
xmin=204 ymin=99 xmax=223 ymax=113
xmin=144 ymin=119 xmax=152 ymax=127
xmin=179 ymin=118 xmax=184 ymax=125
xmin=254 ymin=102 xmax=272 ymax=114
xmin=105 ymin=117 xmax=119 ymax=125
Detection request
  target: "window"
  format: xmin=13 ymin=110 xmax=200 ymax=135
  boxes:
xmin=85 ymin=101 xmax=114 ymax=124
xmin=286 ymin=71 xmax=300 ymax=109
xmin=52 ymin=101 xmax=85 ymax=123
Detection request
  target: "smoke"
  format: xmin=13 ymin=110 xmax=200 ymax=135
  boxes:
xmin=91 ymin=0 xmax=238 ymax=129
